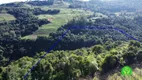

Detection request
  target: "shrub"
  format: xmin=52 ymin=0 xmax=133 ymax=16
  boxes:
xmin=92 ymin=45 xmax=104 ymax=54
xmin=101 ymin=55 xmax=118 ymax=73
xmin=129 ymin=41 xmax=141 ymax=47
xmin=136 ymin=50 xmax=142 ymax=61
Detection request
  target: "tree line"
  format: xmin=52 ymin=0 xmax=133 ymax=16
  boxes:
xmin=33 ymin=8 xmax=60 ymax=15
xmin=0 ymin=7 xmax=50 ymax=40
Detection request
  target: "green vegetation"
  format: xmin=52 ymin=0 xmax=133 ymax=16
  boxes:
xmin=107 ymin=67 xmax=142 ymax=80
xmin=0 ymin=7 xmax=50 ymax=40
xmin=23 ymin=8 xmax=92 ymax=39
xmin=0 ymin=0 xmax=142 ymax=80
xmin=0 ymin=13 xmax=16 ymax=21
xmin=0 ymin=41 xmax=142 ymax=80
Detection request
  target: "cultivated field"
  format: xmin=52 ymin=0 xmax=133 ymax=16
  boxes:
xmin=22 ymin=8 xmax=93 ymax=39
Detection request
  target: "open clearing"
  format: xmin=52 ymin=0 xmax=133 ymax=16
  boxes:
xmin=0 ymin=13 xmax=16 ymax=21
xmin=22 ymin=8 xmax=93 ymax=39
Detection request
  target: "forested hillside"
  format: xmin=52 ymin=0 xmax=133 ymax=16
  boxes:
xmin=69 ymin=0 xmax=142 ymax=12
xmin=1 ymin=41 xmax=142 ymax=80
xmin=0 ymin=0 xmax=142 ymax=80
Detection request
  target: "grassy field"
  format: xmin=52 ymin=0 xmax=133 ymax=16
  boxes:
xmin=0 ymin=13 xmax=16 ymax=21
xmin=22 ymin=8 xmax=93 ymax=39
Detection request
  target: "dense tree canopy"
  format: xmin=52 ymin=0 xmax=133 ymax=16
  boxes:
xmin=33 ymin=8 xmax=60 ymax=15
xmin=0 ymin=41 xmax=142 ymax=80
xmin=0 ymin=13 xmax=142 ymax=66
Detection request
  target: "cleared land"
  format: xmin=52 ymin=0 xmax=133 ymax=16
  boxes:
xmin=0 ymin=13 xmax=16 ymax=21
xmin=22 ymin=8 xmax=93 ymax=39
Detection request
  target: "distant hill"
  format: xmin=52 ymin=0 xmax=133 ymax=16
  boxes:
xmin=68 ymin=0 xmax=142 ymax=12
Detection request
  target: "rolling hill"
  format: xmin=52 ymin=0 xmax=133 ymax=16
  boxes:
xmin=0 ymin=0 xmax=142 ymax=80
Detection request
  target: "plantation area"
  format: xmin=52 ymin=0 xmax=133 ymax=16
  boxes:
xmin=22 ymin=8 xmax=93 ymax=39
